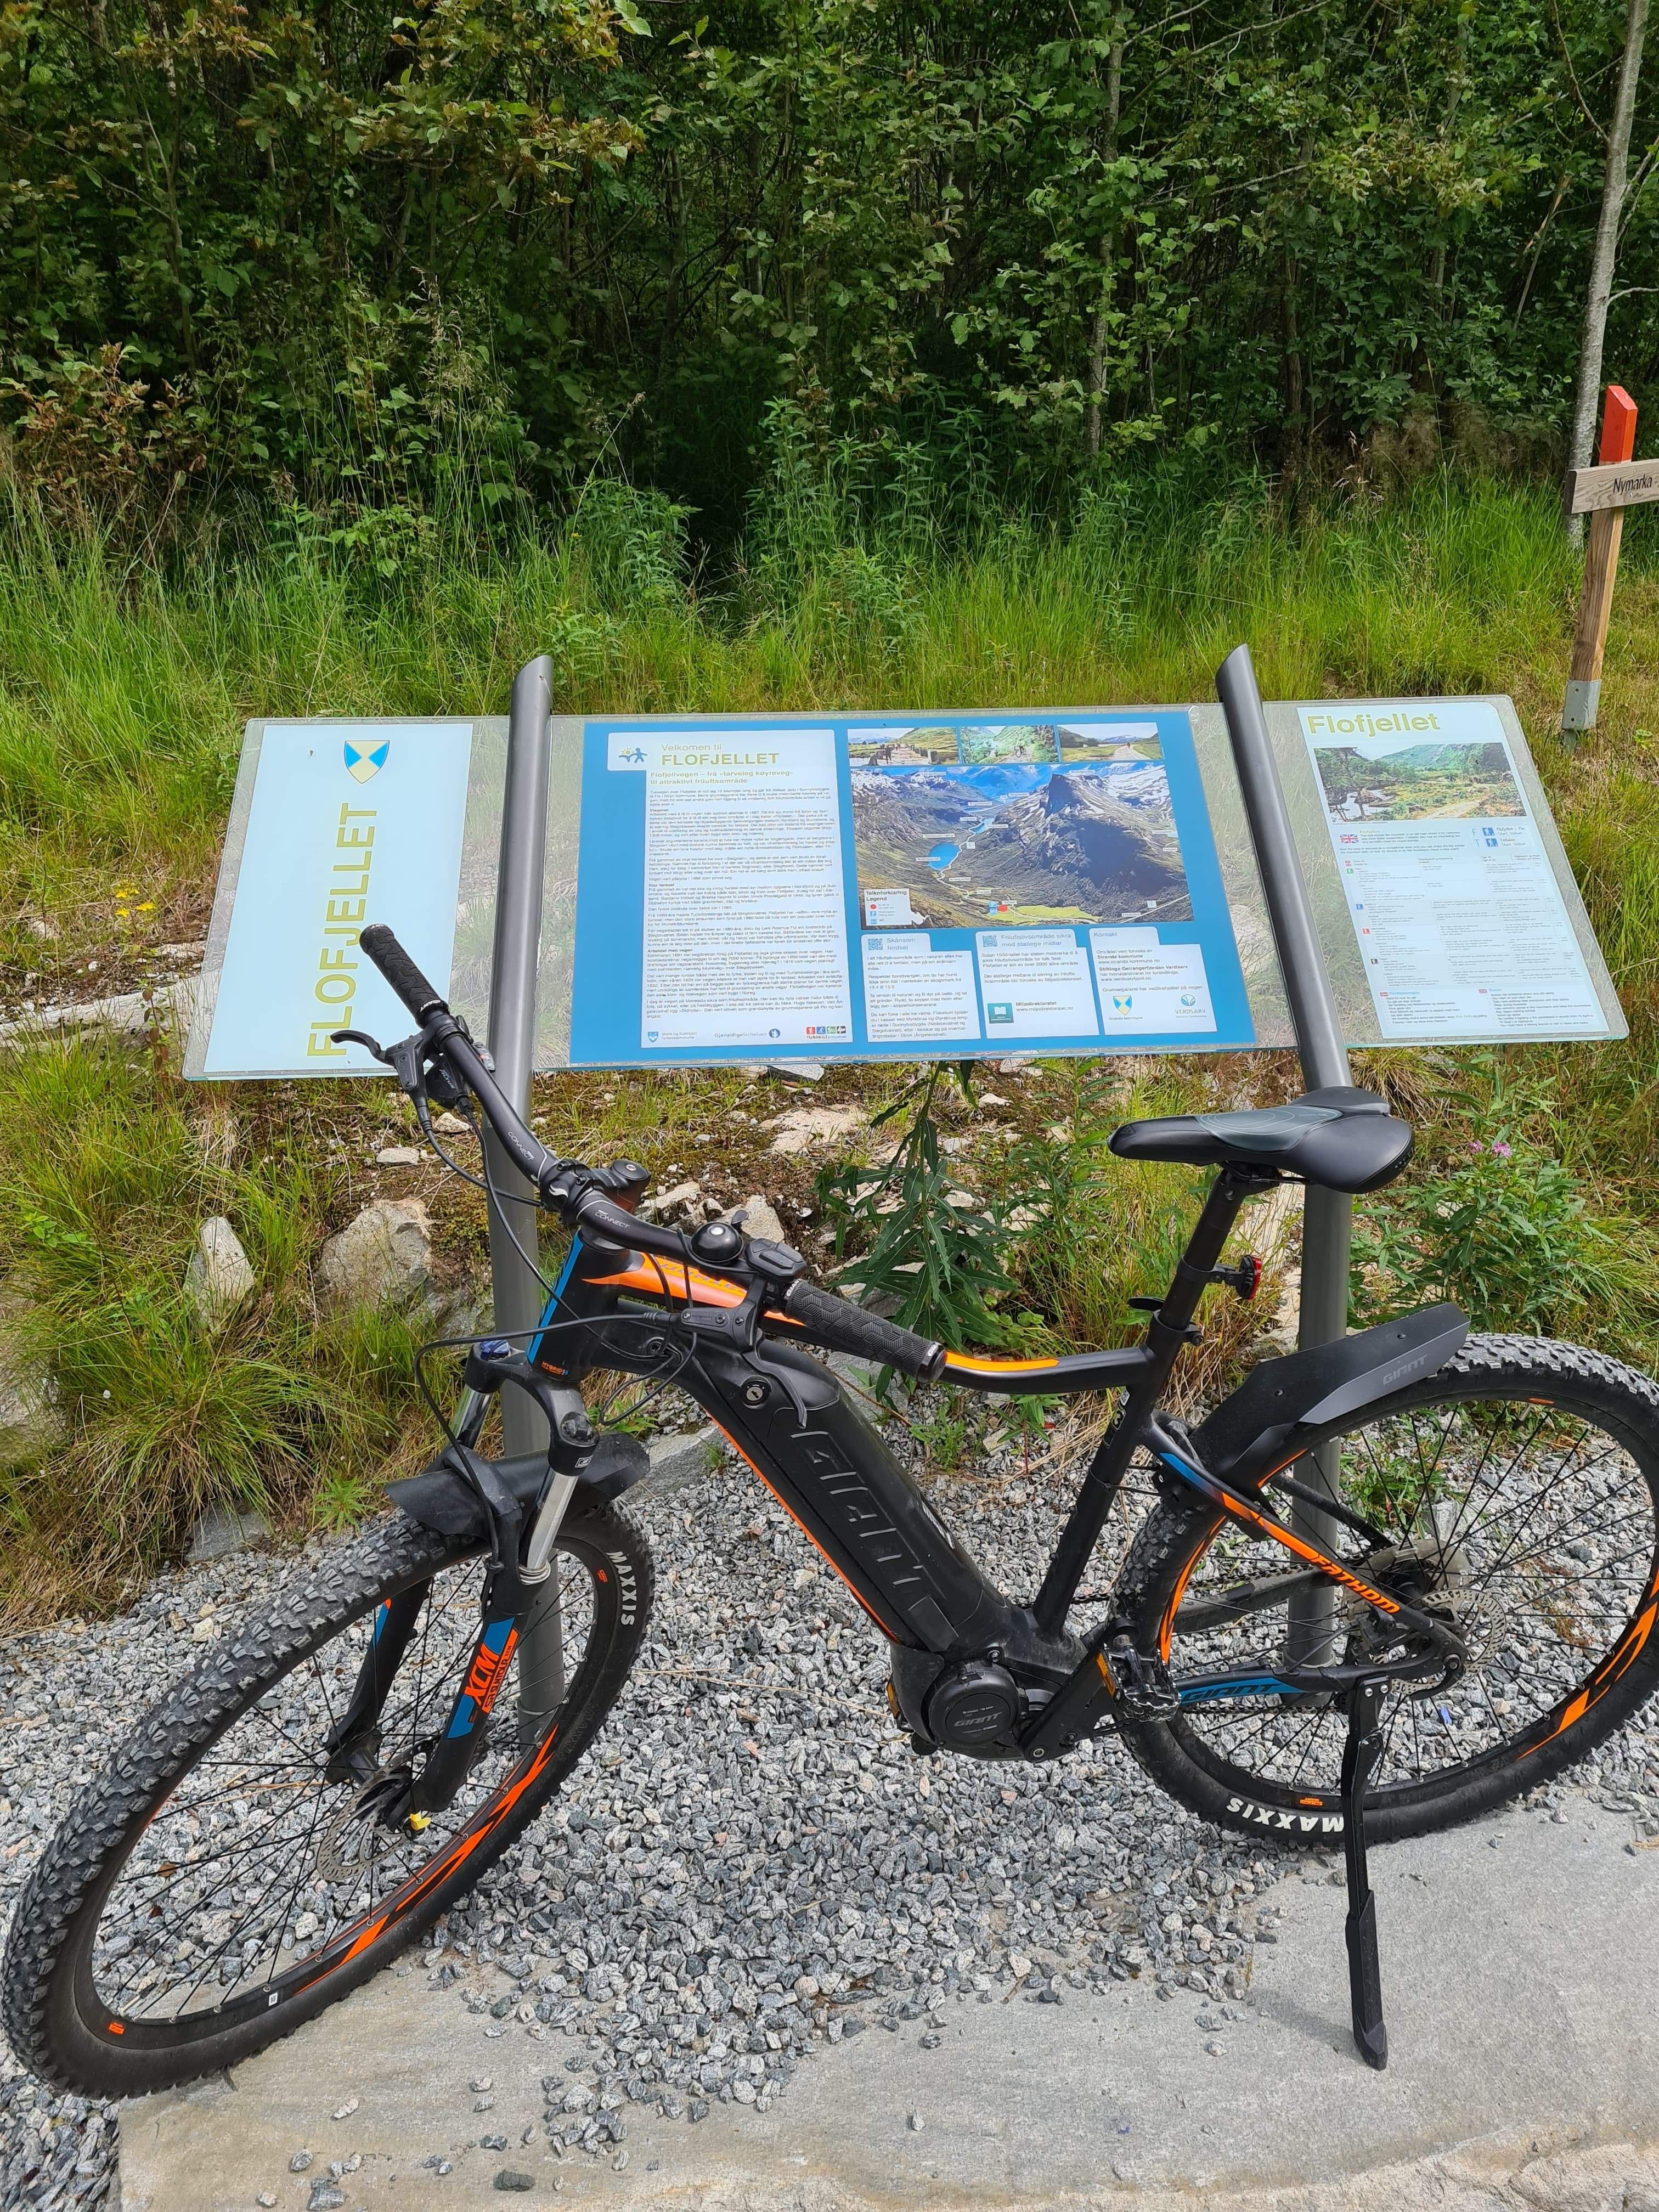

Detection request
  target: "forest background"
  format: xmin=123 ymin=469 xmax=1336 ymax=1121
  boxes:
xmin=4 ymin=0 xmax=1657 ymax=539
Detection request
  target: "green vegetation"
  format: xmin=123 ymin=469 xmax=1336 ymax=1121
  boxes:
xmin=3 ymin=467 xmax=1658 ymax=1621
xmin=4 ymin=0 xmax=1653 ymax=534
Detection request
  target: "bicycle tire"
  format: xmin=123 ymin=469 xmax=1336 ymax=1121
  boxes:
xmin=1111 ymin=1335 xmax=1659 ymax=1844
xmin=3 ymin=1498 xmax=653 ymax=2098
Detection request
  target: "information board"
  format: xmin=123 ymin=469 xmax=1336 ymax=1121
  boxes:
xmin=565 ymin=710 xmax=1252 ymax=1066
xmin=185 ymin=691 xmax=1624 ymax=1081
xmin=1294 ymin=699 xmax=1607 ymax=1040
xmin=185 ymin=716 xmax=510 ymax=1081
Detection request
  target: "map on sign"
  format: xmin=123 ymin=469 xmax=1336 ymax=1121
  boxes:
xmin=564 ymin=711 xmax=1255 ymax=1065
xmin=1296 ymin=699 xmax=1613 ymax=1041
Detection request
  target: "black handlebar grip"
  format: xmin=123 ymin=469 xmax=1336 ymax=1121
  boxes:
xmin=782 ymin=1280 xmax=945 ymax=1384
xmin=359 ymin=924 xmax=447 ymax=1022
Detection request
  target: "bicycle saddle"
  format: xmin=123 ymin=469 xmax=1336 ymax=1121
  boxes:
xmin=1109 ymin=1085 xmax=1412 ymax=1193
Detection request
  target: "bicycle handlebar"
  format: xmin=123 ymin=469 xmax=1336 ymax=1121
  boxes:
xmin=780 ymin=1282 xmax=945 ymax=1383
xmin=353 ymin=924 xmax=943 ymax=1381
xmin=360 ymin=923 xmax=447 ymax=1024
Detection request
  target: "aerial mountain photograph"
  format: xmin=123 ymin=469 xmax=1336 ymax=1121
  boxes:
xmin=853 ymin=754 xmax=1192 ymax=928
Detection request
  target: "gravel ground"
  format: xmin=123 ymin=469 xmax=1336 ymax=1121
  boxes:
xmin=6 ymin=1419 xmax=1659 ymax=2210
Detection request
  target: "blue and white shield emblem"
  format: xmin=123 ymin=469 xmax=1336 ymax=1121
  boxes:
xmin=344 ymin=737 xmax=390 ymax=783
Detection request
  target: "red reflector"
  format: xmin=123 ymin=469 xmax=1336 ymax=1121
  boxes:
xmin=1242 ymin=1255 xmax=1262 ymax=1300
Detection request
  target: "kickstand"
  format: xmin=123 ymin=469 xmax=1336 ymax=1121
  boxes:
xmin=1340 ymin=1677 xmax=1388 ymax=2070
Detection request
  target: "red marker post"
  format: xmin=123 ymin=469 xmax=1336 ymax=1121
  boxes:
xmin=1562 ymin=386 xmax=1647 ymax=739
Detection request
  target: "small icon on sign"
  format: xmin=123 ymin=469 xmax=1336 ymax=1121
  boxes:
xmin=647 ymin=1030 xmax=659 ymax=1042
xmin=1112 ymin=995 xmax=1132 ymax=1012
xmin=622 ymin=745 xmax=647 ymax=764
xmin=769 ymin=1028 xmax=781 ymax=1039
xmin=986 ymin=1002 xmax=1014 ymax=1024
xmin=344 ymin=737 xmax=390 ymax=783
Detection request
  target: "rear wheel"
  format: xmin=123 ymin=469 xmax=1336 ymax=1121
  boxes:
xmin=3 ymin=1500 xmax=653 ymax=2096
xmin=1113 ymin=1337 xmax=1659 ymax=1843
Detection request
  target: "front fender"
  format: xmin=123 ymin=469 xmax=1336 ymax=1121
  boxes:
xmin=386 ymin=1431 xmax=652 ymax=1541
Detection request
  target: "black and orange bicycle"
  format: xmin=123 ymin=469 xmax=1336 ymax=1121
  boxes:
xmin=8 ymin=924 xmax=1659 ymax=2090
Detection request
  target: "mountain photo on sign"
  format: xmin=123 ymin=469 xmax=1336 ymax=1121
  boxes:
xmin=1310 ymin=735 xmax=1525 ymax=823
xmin=851 ymin=721 xmax=1190 ymax=930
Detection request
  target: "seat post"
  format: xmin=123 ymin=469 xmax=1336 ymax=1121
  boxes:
xmin=1217 ymin=644 xmax=1356 ymax=1672
xmin=1154 ymin=1167 xmax=1265 ymax=1334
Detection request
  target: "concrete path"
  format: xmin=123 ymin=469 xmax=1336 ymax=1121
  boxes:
xmin=120 ymin=1797 xmax=1659 ymax=2211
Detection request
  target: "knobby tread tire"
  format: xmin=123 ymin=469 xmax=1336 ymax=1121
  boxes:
xmin=1109 ymin=1335 xmax=1659 ymax=1846
xmin=3 ymin=1501 xmax=653 ymax=2097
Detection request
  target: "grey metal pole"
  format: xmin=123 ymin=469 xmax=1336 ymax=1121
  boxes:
xmin=484 ymin=654 xmax=562 ymax=1744
xmin=1215 ymin=644 xmax=1352 ymax=1665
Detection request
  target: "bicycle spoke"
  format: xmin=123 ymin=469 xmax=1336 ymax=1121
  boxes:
xmin=1162 ymin=1383 xmax=1658 ymax=1801
xmin=88 ymin=1541 xmax=602 ymax=2029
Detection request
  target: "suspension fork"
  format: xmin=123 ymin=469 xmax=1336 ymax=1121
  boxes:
xmin=324 ymin=1584 xmax=431 ymax=1784
xmin=325 ymin=1552 xmax=532 ymax=1825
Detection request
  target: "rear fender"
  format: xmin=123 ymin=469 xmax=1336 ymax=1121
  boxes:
xmin=1192 ymin=1303 xmax=1468 ymax=1490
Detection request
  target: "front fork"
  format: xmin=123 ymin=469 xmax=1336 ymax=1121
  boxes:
xmin=325 ymin=1375 xmax=592 ymax=1830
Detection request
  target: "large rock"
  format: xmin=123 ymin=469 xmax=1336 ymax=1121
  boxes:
xmin=0 ymin=975 xmax=199 ymax=1042
xmin=0 ymin=1368 xmax=63 ymax=1468
xmin=0 ymin=1293 xmax=63 ymax=1467
xmin=184 ymin=1216 xmax=256 ymax=1329
xmin=726 ymin=1193 xmax=789 ymax=1246
xmin=316 ymin=1199 xmax=432 ymax=1311
xmin=187 ymin=1504 xmax=270 ymax=1563
xmin=764 ymin=1105 xmax=867 ymax=1156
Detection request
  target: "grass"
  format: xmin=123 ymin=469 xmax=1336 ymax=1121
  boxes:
xmin=3 ymin=466 xmax=1658 ymax=1621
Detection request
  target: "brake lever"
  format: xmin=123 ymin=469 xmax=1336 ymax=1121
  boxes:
xmin=330 ymin=1026 xmax=437 ymax=1136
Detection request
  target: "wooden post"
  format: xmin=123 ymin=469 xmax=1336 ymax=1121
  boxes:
xmin=1564 ymin=385 xmax=1639 ymax=739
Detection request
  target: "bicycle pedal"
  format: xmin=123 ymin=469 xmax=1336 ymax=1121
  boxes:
xmin=1102 ymin=1637 xmax=1181 ymax=1720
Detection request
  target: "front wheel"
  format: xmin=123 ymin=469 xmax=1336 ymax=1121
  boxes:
xmin=3 ymin=1500 xmax=653 ymax=2097
xmin=1113 ymin=1336 xmax=1659 ymax=1843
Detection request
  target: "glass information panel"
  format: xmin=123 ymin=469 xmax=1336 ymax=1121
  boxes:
xmin=185 ymin=693 xmax=1624 ymax=1081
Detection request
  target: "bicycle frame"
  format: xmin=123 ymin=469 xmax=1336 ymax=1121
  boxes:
xmin=509 ymin=1163 xmax=1462 ymax=1756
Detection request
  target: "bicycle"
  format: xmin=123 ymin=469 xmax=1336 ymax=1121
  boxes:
xmin=8 ymin=923 xmax=1659 ymax=2092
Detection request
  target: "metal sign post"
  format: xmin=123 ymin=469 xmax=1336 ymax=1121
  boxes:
xmin=1216 ymin=645 xmax=1351 ymax=1664
xmin=481 ymin=654 xmax=564 ymax=1747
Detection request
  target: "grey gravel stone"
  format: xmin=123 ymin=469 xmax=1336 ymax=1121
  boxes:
xmin=494 ymin=2172 xmax=534 ymax=2192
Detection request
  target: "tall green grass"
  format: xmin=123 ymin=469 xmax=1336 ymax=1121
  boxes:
xmin=3 ymin=471 xmax=1637 ymax=958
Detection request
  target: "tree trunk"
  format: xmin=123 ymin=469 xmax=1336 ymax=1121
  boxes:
xmin=1567 ymin=0 xmax=1650 ymax=534
xmin=1084 ymin=20 xmax=1126 ymax=461
xmin=1280 ymin=248 xmax=1305 ymax=472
